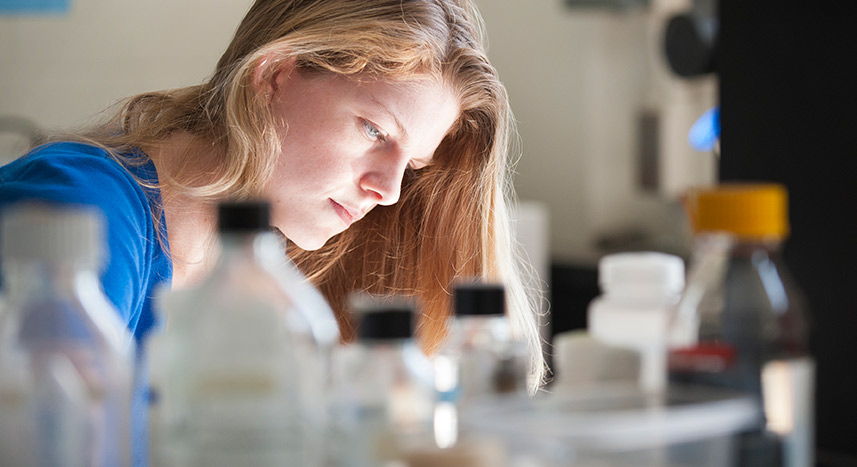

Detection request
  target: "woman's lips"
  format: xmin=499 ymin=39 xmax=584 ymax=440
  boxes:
xmin=330 ymin=199 xmax=359 ymax=226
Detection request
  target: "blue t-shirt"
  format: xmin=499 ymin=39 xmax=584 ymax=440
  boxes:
xmin=0 ymin=141 xmax=172 ymax=467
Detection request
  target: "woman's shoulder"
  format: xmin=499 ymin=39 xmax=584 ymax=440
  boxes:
xmin=3 ymin=142 xmax=119 ymax=183
xmin=27 ymin=140 xmax=111 ymax=157
xmin=0 ymin=141 xmax=159 ymax=241
xmin=2 ymin=141 xmax=152 ymax=200
xmin=5 ymin=141 xmax=128 ymax=176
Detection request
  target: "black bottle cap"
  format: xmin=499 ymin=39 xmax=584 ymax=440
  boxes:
xmin=454 ymin=282 xmax=505 ymax=316
xmin=351 ymin=294 xmax=416 ymax=340
xmin=218 ymin=201 xmax=271 ymax=233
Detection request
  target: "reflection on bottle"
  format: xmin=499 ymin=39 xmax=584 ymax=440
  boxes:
xmin=433 ymin=401 xmax=458 ymax=449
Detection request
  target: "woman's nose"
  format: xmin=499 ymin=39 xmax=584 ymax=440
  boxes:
xmin=358 ymin=151 xmax=409 ymax=206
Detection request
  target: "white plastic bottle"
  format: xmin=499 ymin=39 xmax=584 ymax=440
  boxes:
xmin=587 ymin=252 xmax=685 ymax=393
xmin=329 ymin=294 xmax=436 ymax=467
xmin=146 ymin=200 xmax=338 ymax=467
xmin=0 ymin=203 xmax=134 ymax=467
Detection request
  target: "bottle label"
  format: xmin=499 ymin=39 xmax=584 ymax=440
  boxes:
xmin=762 ymin=357 xmax=814 ymax=467
xmin=669 ymin=351 xmax=814 ymax=467
xmin=668 ymin=343 xmax=737 ymax=374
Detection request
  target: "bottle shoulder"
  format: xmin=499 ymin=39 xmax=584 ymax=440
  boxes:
xmin=4 ymin=269 xmax=132 ymax=358
xmin=683 ymin=239 xmax=810 ymax=356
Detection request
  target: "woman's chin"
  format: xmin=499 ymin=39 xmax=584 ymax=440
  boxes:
xmin=284 ymin=231 xmax=333 ymax=252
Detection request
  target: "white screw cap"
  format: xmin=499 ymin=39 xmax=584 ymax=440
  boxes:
xmin=1 ymin=203 xmax=105 ymax=266
xmin=598 ymin=252 xmax=685 ymax=297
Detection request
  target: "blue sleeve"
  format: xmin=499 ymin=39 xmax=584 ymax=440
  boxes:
xmin=0 ymin=143 xmax=161 ymax=336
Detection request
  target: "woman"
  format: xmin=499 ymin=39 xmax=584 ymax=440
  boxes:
xmin=0 ymin=0 xmax=545 ymax=391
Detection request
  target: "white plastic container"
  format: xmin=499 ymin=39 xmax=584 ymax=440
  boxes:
xmin=588 ymin=252 xmax=685 ymax=393
xmin=552 ymin=330 xmax=641 ymax=390
xmin=147 ymin=201 xmax=338 ymax=467
xmin=0 ymin=203 xmax=134 ymax=467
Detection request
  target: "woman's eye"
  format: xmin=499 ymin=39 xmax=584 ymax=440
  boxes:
xmin=363 ymin=120 xmax=385 ymax=142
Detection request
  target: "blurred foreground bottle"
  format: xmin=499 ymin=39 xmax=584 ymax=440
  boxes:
xmin=440 ymin=282 xmax=528 ymax=401
xmin=0 ymin=203 xmax=133 ymax=467
xmin=147 ymin=201 xmax=338 ymax=467
xmin=430 ymin=282 xmax=527 ymax=454
xmin=668 ymin=184 xmax=813 ymax=467
xmin=329 ymin=294 xmax=436 ymax=466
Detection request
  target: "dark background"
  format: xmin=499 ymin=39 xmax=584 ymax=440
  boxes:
xmin=718 ymin=2 xmax=857 ymax=465
xmin=550 ymin=2 xmax=857 ymax=465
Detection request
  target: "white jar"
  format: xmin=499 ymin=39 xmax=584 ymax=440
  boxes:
xmin=587 ymin=252 xmax=685 ymax=393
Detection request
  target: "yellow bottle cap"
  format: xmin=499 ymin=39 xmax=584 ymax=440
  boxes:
xmin=686 ymin=183 xmax=790 ymax=240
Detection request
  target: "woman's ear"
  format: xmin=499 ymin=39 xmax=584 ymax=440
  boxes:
xmin=252 ymin=54 xmax=298 ymax=102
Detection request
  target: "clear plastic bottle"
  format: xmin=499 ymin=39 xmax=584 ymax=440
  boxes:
xmin=587 ymin=252 xmax=685 ymax=393
xmin=0 ymin=203 xmax=134 ymax=467
xmin=329 ymin=293 xmax=436 ymax=467
xmin=431 ymin=282 xmax=528 ymax=453
xmin=668 ymin=184 xmax=813 ymax=467
xmin=146 ymin=201 xmax=338 ymax=467
xmin=436 ymin=282 xmax=527 ymax=404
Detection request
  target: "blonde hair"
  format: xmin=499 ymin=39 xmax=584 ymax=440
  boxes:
xmin=79 ymin=0 xmax=546 ymax=392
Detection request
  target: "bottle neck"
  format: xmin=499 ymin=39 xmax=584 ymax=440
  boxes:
xmin=456 ymin=314 xmax=508 ymax=326
xmin=357 ymin=338 xmax=414 ymax=352
xmin=729 ymin=238 xmax=783 ymax=257
xmin=216 ymin=230 xmax=284 ymax=270
xmin=452 ymin=314 xmax=513 ymax=346
xmin=695 ymin=232 xmax=784 ymax=256
xmin=219 ymin=229 xmax=266 ymax=252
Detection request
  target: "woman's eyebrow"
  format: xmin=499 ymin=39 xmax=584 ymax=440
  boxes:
xmin=370 ymin=95 xmax=408 ymax=143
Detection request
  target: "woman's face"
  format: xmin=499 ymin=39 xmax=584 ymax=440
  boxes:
xmin=264 ymin=69 xmax=460 ymax=250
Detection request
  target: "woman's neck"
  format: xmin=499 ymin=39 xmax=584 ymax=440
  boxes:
xmin=145 ymin=133 xmax=223 ymax=290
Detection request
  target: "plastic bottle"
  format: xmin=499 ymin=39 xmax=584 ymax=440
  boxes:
xmin=0 ymin=203 xmax=134 ymax=467
xmin=146 ymin=200 xmax=338 ymax=467
xmin=436 ymin=282 xmax=528 ymax=404
xmin=668 ymin=183 xmax=813 ymax=467
xmin=587 ymin=252 xmax=685 ymax=393
xmin=329 ymin=293 xmax=436 ymax=467
xmin=430 ymin=282 xmax=528 ymax=455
